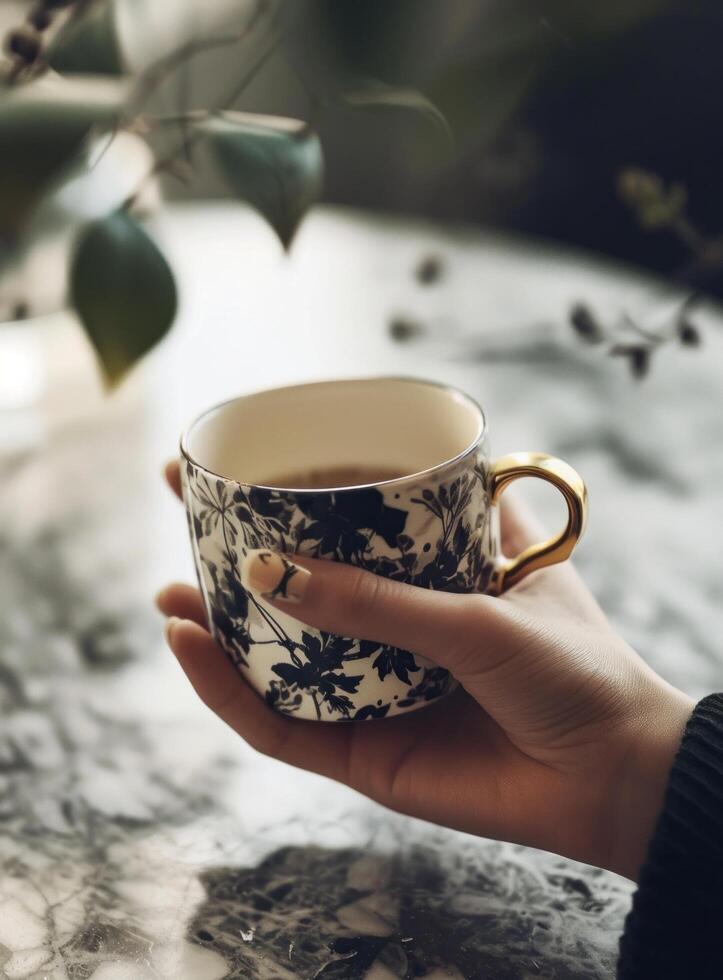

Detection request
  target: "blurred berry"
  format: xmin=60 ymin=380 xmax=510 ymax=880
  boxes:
xmin=6 ymin=28 xmax=40 ymax=63
xmin=388 ymin=316 xmax=423 ymax=342
xmin=610 ymin=344 xmax=651 ymax=379
xmin=415 ymin=255 xmax=444 ymax=285
xmin=629 ymin=347 xmax=651 ymax=379
xmin=29 ymin=6 xmax=52 ymax=30
xmin=569 ymin=303 xmax=603 ymax=343
xmin=678 ymin=319 xmax=701 ymax=346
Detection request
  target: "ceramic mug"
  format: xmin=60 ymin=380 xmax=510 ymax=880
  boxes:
xmin=180 ymin=377 xmax=587 ymax=722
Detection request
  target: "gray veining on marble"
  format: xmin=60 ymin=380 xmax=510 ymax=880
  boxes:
xmin=1 ymin=204 xmax=722 ymax=979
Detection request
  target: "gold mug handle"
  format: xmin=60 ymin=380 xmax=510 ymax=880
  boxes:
xmin=488 ymin=452 xmax=588 ymax=594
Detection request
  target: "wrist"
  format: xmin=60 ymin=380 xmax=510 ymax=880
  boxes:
xmin=609 ymin=684 xmax=694 ymax=881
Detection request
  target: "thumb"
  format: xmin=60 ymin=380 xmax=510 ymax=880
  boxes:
xmin=240 ymin=548 xmax=516 ymax=681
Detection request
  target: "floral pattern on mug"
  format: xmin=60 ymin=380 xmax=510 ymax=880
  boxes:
xmin=182 ymin=448 xmax=497 ymax=722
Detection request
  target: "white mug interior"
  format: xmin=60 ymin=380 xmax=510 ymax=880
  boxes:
xmin=182 ymin=377 xmax=484 ymax=487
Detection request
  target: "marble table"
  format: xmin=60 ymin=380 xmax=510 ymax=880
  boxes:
xmin=2 ymin=204 xmax=722 ymax=979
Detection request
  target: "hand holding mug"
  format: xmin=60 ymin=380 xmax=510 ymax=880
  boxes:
xmin=158 ymin=378 xmax=693 ymax=880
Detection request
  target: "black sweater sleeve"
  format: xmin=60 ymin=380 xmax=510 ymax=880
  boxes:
xmin=617 ymin=693 xmax=723 ymax=979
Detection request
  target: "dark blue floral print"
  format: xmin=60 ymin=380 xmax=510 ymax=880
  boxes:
xmin=183 ymin=451 xmax=494 ymax=721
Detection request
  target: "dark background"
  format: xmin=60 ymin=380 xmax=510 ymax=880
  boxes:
xmin=284 ymin=0 xmax=723 ymax=296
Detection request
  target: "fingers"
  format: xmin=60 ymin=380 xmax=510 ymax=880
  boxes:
xmin=165 ymin=618 xmax=352 ymax=782
xmin=240 ymin=548 xmax=498 ymax=674
xmin=156 ymin=583 xmax=207 ymax=627
xmin=165 ymin=459 xmax=182 ymax=501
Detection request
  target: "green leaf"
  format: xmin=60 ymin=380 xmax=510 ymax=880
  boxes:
xmin=341 ymin=79 xmax=453 ymax=149
xmin=46 ymin=0 xmax=124 ymax=75
xmin=0 ymin=74 xmax=126 ymax=238
xmin=639 ymin=183 xmax=688 ymax=228
xmin=71 ymin=212 xmax=177 ymax=386
xmin=618 ymin=168 xmax=689 ymax=230
xmin=196 ymin=111 xmax=324 ymax=249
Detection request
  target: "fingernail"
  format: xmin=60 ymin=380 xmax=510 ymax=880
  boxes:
xmin=164 ymin=616 xmax=180 ymax=643
xmin=241 ymin=549 xmax=310 ymax=604
xmin=154 ymin=586 xmax=169 ymax=610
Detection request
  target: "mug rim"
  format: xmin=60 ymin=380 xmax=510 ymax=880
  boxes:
xmin=180 ymin=375 xmax=487 ymax=494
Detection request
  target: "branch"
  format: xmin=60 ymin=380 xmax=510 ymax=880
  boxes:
xmin=569 ymin=292 xmax=705 ymax=379
xmin=212 ymin=30 xmax=280 ymax=110
xmin=128 ymin=0 xmax=274 ymax=111
xmin=129 ymin=32 xmax=256 ymax=112
xmin=123 ymin=25 xmax=286 ymax=211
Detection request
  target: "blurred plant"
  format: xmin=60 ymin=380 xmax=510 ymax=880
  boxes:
xmin=388 ymin=238 xmax=705 ymax=382
xmin=0 ymin=0 xmax=448 ymax=385
xmin=617 ymin=168 xmax=694 ymax=244
xmin=617 ymin=167 xmax=723 ymax=288
xmin=566 ymin=167 xmax=718 ymax=379
xmin=568 ymin=295 xmax=702 ymax=380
